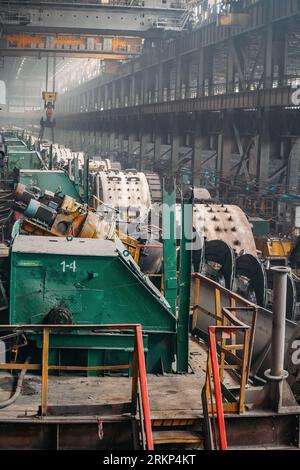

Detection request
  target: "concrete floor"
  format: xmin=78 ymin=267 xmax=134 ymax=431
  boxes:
xmin=0 ymin=337 xmax=236 ymax=420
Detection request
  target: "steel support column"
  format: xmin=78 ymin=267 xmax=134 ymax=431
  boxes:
xmin=197 ymin=48 xmax=205 ymax=98
xmin=112 ymin=81 xmax=116 ymax=109
xmin=221 ymin=111 xmax=232 ymax=179
xmin=158 ymin=62 xmax=163 ymax=103
xmin=128 ymin=133 xmax=135 ymax=161
xmin=101 ymin=131 xmax=108 ymax=155
xmin=175 ymin=55 xmax=182 ymax=100
xmin=248 ymin=134 xmax=259 ymax=178
xmin=193 ymin=119 xmax=205 ymax=187
xmin=171 ymin=120 xmax=180 ymax=176
xmin=264 ymin=24 xmax=273 ymax=89
xmin=154 ymin=132 xmax=162 ymax=164
xmin=139 ymin=133 xmax=149 ymax=171
xmin=177 ymin=190 xmax=192 ymax=373
xmin=118 ymin=133 xmax=124 ymax=160
xmin=130 ymin=74 xmax=136 ymax=106
xmin=227 ymin=39 xmax=235 ymax=94
xmin=258 ymin=110 xmax=271 ymax=188
xmin=109 ymin=132 xmax=115 ymax=158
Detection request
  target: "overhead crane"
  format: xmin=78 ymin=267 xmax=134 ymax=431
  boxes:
xmin=0 ymin=33 xmax=143 ymax=59
xmin=0 ymin=1 xmax=192 ymax=38
xmin=0 ymin=1 xmax=190 ymax=59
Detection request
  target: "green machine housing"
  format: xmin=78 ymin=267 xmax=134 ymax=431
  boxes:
xmin=19 ymin=170 xmax=82 ymax=201
xmin=3 ymin=134 xmax=45 ymax=175
xmin=3 ymin=135 xmax=84 ymax=201
xmin=6 ymin=148 xmax=44 ymax=174
xmin=10 ymin=235 xmax=176 ymax=373
xmin=4 ymin=138 xmax=27 ymax=148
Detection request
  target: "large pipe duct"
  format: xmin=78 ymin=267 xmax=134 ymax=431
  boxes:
xmin=262 ymin=267 xmax=300 ymax=412
xmin=269 ymin=267 xmax=289 ymax=379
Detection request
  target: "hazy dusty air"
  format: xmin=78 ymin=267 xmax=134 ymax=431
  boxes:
xmin=0 ymin=82 xmax=6 ymax=106
xmin=0 ymin=0 xmax=300 ymax=455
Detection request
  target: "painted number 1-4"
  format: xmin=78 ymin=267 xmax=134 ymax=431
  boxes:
xmin=60 ymin=260 xmax=77 ymax=273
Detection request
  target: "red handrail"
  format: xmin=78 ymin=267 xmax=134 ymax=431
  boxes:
xmin=0 ymin=323 xmax=154 ymax=450
xmin=135 ymin=324 xmax=154 ymax=450
xmin=203 ymin=311 xmax=252 ymax=450
xmin=208 ymin=327 xmax=228 ymax=451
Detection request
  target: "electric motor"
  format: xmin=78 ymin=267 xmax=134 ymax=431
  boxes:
xmin=24 ymin=199 xmax=57 ymax=226
xmin=14 ymin=183 xmax=39 ymax=205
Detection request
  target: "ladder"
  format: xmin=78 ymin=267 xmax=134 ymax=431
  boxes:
xmin=201 ymin=306 xmax=256 ymax=450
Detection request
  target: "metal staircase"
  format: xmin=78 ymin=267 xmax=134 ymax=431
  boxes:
xmin=201 ymin=306 xmax=257 ymax=450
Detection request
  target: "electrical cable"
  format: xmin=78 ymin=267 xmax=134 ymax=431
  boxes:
xmin=0 ymin=356 xmax=31 ymax=409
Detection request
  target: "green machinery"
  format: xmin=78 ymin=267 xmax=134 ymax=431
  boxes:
xmin=3 ymin=138 xmax=26 ymax=148
xmin=9 ymin=235 xmax=177 ymax=373
xmin=17 ymin=150 xmax=87 ymax=202
xmin=2 ymin=133 xmax=82 ymax=202
xmin=19 ymin=170 xmax=82 ymax=202
xmin=7 ymin=179 xmax=192 ymax=374
xmin=3 ymin=135 xmax=45 ymax=176
xmin=6 ymin=148 xmax=45 ymax=174
xmin=3 ymin=133 xmax=192 ymax=374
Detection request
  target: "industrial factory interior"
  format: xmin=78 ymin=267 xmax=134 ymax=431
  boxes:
xmin=0 ymin=0 xmax=300 ymax=458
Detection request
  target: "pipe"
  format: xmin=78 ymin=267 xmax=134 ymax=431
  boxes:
xmin=0 ymin=357 xmax=30 ymax=409
xmin=270 ymin=267 xmax=290 ymax=378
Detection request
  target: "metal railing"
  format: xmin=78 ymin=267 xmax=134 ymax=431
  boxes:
xmin=202 ymin=325 xmax=228 ymax=451
xmin=192 ymin=272 xmax=258 ymax=332
xmin=192 ymin=272 xmax=257 ymax=448
xmin=192 ymin=273 xmax=257 ymax=386
xmin=202 ymin=305 xmax=255 ymax=450
xmin=0 ymin=323 xmax=154 ymax=450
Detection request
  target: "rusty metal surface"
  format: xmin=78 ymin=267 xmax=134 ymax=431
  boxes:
xmin=45 ymin=402 xmax=132 ymax=417
xmin=226 ymin=414 xmax=300 ymax=449
xmin=0 ymin=421 xmax=133 ymax=450
xmin=0 ymin=345 xmax=298 ymax=449
xmin=0 ymin=410 xmax=298 ymax=449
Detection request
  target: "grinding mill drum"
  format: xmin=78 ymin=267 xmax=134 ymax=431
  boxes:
xmin=93 ymin=168 xmax=151 ymax=223
xmin=175 ymin=202 xmax=256 ymax=255
xmin=192 ymin=203 xmax=257 ymax=256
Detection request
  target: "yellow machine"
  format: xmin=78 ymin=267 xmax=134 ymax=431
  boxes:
xmin=42 ymin=92 xmax=58 ymax=120
xmin=256 ymin=238 xmax=293 ymax=260
xmin=39 ymin=91 xmax=58 ymax=142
